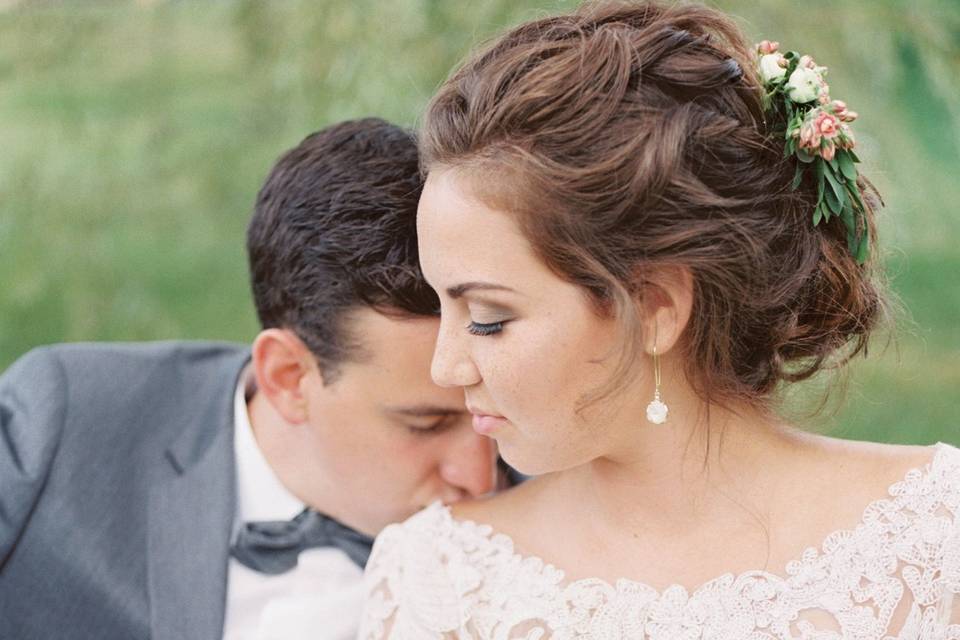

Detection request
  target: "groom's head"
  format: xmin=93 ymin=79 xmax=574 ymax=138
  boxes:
xmin=245 ymin=118 xmax=495 ymax=536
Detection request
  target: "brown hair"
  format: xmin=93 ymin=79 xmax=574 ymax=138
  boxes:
xmin=420 ymin=0 xmax=886 ymax=408
xmin=248 ymin=118 xmax=437 ymax=383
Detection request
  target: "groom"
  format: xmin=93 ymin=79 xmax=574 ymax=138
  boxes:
xmin=0 ymin=119 xmax=497 ymax=639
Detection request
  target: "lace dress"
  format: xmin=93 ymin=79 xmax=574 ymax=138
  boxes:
xmin=359 ymin=443 xmax=960 ymax=639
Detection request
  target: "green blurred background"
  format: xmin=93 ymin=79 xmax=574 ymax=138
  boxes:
xmin=1 ymin=0 xmax=957 ymax=444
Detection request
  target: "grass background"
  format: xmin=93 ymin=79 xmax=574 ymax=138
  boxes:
xmin=1 ymin=0 xmax=957 ymax=445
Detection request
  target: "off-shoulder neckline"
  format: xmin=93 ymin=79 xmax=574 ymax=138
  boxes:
xmin=424 ymin=441 xmax=959 ymax=600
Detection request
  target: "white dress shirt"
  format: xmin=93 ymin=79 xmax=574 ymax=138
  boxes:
xmin=222 ymin=372 xmax=365 ymax=640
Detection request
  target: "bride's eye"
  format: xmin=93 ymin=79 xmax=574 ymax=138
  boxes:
xmin=467 ymin=320 xmax=504 ymax=336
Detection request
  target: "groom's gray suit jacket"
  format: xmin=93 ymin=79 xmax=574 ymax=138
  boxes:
xmin=0 ymin=341 xmax=251 ymax=640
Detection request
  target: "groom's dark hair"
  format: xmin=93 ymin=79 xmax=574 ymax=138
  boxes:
xmin=247 ymin=118 xmax=438 ymax=382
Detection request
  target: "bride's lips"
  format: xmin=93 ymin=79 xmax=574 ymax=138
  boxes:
xmin=467 ymin=406 xmax=507 ymax=435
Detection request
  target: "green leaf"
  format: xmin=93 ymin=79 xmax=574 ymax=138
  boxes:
xmin=828 ymin=157 xmax=839 ymax=172
xmin=824 ymin=166 xmax=847 ymax=211
xmin=791 ymin=162 xmax=805 ymax=190
xmin=849 ymin=150 xmax=861 ymax=163
xmin=840 ymin=198 xmax=855 ymax=229
xmin=855 ymin=231 xmax=870 ymax=264
xmin=848 ymin=229 xmax=859 ymax=255
xmin=784 ymin=52 xmax=799 ymax=77
xmin=812 ymin=160 xmax=825 ymax=204
xmin=796 ymin=148 xmax=816 ymax=163
xmin=822 ymin=204 xmax=832 ymax=225
xmin=825 ymin=183 xmax=842 ymax=214
xmin=838 ymin=151 xmax=858 ymax=182
xmin=848 ymin=183 xmax=865 ymax=212
xmin=784 ymin=137 xmax=798 ymax=158
xmin=813 ymin=204 xmax=823 ymax=226
xmin=840 ymin=201 xmax=859 ymax=258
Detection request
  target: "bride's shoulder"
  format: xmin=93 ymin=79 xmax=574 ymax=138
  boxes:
xmin=805 ymin=435 xmax=947 ymax=477
xmin=365 ymin=486 xmax=550 ymax=587
xmin=372 ymin=478 xmax=550 ymax=557
xmin=374 ymin=501 xmax=453 ymax=550
xmin=364 ymin=503 xmax=462 ymax=584
xmin=451 ymin=472 xmax=557 ymax=535
xmin=805 ymin=436 xmax=960 ymax=505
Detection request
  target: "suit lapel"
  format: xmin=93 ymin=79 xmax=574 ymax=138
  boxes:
xmin=147 ymin=354 xmax=247 ymax=640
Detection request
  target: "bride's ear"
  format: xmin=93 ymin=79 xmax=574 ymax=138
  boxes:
xmin=632 ymin=265 xmax=694 ymax=356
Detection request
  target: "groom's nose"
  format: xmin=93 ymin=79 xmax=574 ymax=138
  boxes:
xmin=439 ymin=429 xmax=497 ymax=500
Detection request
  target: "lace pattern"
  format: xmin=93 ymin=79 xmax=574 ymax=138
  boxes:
xmin=359 ymin=443 xmax=960 ymax=639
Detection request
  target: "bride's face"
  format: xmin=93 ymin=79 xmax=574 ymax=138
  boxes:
xmin=417 ymin=169 xmax=631 ymax=475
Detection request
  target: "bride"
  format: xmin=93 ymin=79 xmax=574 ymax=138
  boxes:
xmin=359 ymin=1 xmax=960 ymax=638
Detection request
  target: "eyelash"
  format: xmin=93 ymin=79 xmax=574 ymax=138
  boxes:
xmin=467 ymin=321 xmax=504 ymax=336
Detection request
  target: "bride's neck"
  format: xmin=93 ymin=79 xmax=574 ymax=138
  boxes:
xmin=563 ymin=400 xmax=806 ymax=534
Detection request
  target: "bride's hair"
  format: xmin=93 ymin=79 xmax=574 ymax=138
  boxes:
xmin=420 ymin=0 xmax=887 ymax=409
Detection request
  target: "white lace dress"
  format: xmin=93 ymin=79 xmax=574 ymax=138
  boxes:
xmin=358 ymin=443 xmax=960 ymax=639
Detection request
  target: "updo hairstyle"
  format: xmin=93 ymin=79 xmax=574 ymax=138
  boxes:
xmin=420 ymin=0 xmax=886 ymax=408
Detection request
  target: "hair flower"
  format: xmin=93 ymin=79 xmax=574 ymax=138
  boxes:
xmin=759 ymin=53 xmax=787 ymax=83
xmin=754 ymin=41 xmax=869 ymax=263
xmin=786 ymin=66 xmax=823 ymax=104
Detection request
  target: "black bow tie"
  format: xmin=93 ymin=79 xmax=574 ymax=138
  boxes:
xmin=230 ymin=508 xmax=374 ymax=575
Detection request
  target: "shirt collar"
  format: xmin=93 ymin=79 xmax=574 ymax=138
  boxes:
xmin=233 ymin=368 xmax=305 ymax=526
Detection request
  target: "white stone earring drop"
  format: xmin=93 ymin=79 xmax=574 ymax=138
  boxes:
xmin=645 ymin=341 xmax=668 ymax=424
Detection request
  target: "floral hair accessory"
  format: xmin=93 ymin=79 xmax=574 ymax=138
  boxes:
xmin=755 ymin=40 xmax=869 ymax=263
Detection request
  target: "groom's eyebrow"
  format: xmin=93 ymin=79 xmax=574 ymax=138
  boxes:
xmin=447 ymin=282 xmax=517 ymax=299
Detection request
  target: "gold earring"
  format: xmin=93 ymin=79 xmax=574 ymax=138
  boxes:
xmin=645 ymin=339 xmax=668 ymax=425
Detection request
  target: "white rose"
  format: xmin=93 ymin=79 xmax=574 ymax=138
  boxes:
xmin=758 ymin=54 xmax=786 ymax=83
xmin=786 ymin=66 xmax=822 ymax=103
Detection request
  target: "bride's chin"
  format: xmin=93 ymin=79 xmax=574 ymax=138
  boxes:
xmin=498 ymin=443 xmax=562 ymax=478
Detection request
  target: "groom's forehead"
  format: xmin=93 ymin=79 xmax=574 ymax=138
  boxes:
xmin=333 ymin=307 xmax=441 ymax=380
xmin=340 ymin=313 xmax=465 ymax=414
xmin=345 ymin=307 xmax=439 ymax=357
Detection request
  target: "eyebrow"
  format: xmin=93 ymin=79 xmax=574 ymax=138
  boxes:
xmin=383 ymin=405 xmax=466 ymax=418
xmin=446 ymin=282 xmax=517 ymax=299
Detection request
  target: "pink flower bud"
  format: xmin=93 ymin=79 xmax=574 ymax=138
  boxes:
xmin=831 ymin=100 xmax=847 ymax=114
xmin=839 ymin=125 xmax=856 ymax=149
xmin=799 ymin=121 xmax=821 ymax=148
xmin=818 ymin=94 xmax=830 ymax=105
xmin=778 ymin=56 xmax=788 ymax=68
xmin=821 ymin=139 xmax=836 ymax=161
xmin=800 ymin=55 xmax=816 ymax=69
xmin=758 ymin=40 xmax=779 ymax=55
xmin=840 ymin=110 xmax=858 ymax=122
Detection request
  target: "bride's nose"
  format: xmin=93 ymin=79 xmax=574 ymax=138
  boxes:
xmin=431 ymin=319 xmax=481 ymax=388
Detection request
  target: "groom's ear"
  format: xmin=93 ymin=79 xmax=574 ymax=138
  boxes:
xmin=632 ymin=264 xmax=694 ymax=356
xmin=251 ymin=329 xmax=316 ymax=425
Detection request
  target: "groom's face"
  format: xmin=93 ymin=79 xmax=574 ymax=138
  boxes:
xmin=295 ymin=308 xmax=498 ymax=535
